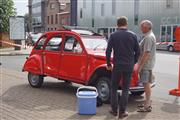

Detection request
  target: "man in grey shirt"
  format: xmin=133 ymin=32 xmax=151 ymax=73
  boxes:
xmin=137 ymin=20 xmax=156 ymax=112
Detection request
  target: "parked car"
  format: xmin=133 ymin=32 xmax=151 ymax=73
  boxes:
xmin=156 ymin=25 xmax=180 ymax=52
xmin=26 ymin=33 xmax=43 ymax=45
xmin=22 ymin=29 xmax=155 ymax=103
xmin=156 ymin=41 xmax=180 ymax=52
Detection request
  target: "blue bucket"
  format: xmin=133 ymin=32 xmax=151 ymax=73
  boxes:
xmin=76 ymin=86 xmax=98 ymax=115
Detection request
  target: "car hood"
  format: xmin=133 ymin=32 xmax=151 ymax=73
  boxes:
xmin=87 ymin=50 xmax=112 ymax=60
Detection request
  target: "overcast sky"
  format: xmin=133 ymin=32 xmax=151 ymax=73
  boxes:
xmin=13 ymin=0 xmax=28 ymax=16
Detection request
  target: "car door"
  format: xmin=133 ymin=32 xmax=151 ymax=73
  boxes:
xmin=59 ymin=34 xmax=87 ymax=82
xmin=174 ymin=42 xmax=180 ymax=51
xmin=29 ymin=35 xmax=47 ymax=74
xmin=43 ymin=34 xmax=63 ymax=78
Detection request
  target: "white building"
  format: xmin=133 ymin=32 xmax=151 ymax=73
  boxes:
xmin=77 ymin=0 xmax=180 ymax=41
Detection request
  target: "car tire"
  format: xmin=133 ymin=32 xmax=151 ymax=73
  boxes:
xmin=96 ymin=77 xmax=110 ymax=104
xmin=168 ymin=46 xmax=174 ymax=52
xmin=131 ymin=91 xmax=144 ymax=96
xmin=28 ymin=72 xmax=44 ymax=88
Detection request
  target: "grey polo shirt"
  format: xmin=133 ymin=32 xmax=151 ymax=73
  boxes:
xmin=139 ymin=31 xmax=156 ymax=70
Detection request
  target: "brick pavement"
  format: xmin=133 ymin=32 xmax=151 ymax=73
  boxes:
xmin=0 ymin=68 xmax=180 ymax=120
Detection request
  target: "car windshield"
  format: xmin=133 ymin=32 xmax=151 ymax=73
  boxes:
xmin=82 ymin=37 xmax=107 ymax=50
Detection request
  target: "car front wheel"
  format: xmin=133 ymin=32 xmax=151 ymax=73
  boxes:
xmin=168 ymin=46 xmax=174 ymax=52
xmin=96 ymin=77 xmax=110 ymax=103
xmin=28 ymin=72 xmax=44 ymax=88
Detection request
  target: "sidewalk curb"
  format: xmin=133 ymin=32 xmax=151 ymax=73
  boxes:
xmin=0 ymin=53 xmax=30 ymax=56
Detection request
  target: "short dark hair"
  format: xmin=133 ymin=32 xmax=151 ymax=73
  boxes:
xmin=117 ymin=16 xmax=128 ymax=27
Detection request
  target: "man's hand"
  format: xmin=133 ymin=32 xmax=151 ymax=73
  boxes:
xmin=106 ymin=65 xmax=113 ymax=71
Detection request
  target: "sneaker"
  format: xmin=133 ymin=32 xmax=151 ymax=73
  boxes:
xmin=118 ymin=111 xmax=128 ymax=118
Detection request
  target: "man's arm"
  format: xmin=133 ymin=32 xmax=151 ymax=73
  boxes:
xmin=134 ymin=35 xmax=140 ymax=64
xmin=106 ymin=34 xmax=113 ymax=70
xmin=138 ymin=52 xmax=150 ymax=72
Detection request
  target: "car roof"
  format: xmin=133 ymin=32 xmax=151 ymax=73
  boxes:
xmin=42 ymin=29 xmax=104 ymax=39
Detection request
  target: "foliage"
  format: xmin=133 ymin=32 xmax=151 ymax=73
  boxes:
xmin=0 ymin=0 xmax=16 ymax=32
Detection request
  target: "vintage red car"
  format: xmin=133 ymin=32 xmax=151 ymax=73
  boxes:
xmin=23 ymin=29 xmax=155 ymax=103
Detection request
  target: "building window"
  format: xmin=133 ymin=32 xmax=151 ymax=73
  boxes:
xmin=134 ymin=0 xmax=139 ymax=25
xmin=112 ymin=0 xmax=116 ymax=15
xmin=67 ymin=17 xmax=70 ymax=25
xmin=50 ymin=3 xmax=55 ymax=9
xmin=32 ymin=16 xmax=42 ymax=25
xmin=166 ymin=0 xmax=173 ymax=8
xmin=80 ymin=8 xmax=83 ymax=19
xmin=32 ymin=6 xmax=41 ymax=14
xmin=48 ymin=16 xmax=50 ymax=24
xmin=134 ymin=15 xmax=139 ymax=25
xmin=32 ymin=0 xmax=41 ymax=4
xmin=55 ymin=14 xmax=58 ymax=24
xmin=92 ymin=18 xmax=94 ymax=27
xmin=51 ymin=15 xmax=54 ymax=24
xmin=62 ymin=17 xmax=65 ymax=25
xmin=101 ymin=4 xmax=105 ymax=17
xmin=83 ymin=0 xmax=86 ymax=8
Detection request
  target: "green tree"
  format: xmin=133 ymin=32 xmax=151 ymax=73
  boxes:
xmin=0 ymin=0 xmax=16 ymax=32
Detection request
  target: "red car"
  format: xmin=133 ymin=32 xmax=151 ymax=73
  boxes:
xmin=23 ymin=29 xmax=155 ymax=103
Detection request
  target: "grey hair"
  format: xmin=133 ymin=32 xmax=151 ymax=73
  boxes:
xmin=140 ymin=20 xmax=153 ymax=30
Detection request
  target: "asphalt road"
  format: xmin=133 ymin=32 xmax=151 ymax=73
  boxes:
xmin=0 ymin=51 xmax=180 ymax=103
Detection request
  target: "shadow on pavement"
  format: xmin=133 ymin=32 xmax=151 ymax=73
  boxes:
xmin=2 ymin=81 xmax=179 ymax=119
xmin=1 ymin=81 xmax=146 ymax=119
xmin=2 ymin=82 xmax=78 ymax=112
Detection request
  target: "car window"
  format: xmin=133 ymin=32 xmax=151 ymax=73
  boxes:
xmin=81 ymin=37 xmax=107 ymax=50
xmin=64 ymin=36 xmax=83 ymax=54
xmin=34 ymin=36 xmax=46 ymax=50
xmin=45 ymin=35 xmax=62 ymax=51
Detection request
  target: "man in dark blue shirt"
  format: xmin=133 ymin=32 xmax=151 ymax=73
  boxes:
xmin=106 ymin=16 xmax=140 ymax=118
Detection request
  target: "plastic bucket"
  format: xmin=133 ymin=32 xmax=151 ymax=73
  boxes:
xmin=76 ymin=86 xmax=98 ymax=115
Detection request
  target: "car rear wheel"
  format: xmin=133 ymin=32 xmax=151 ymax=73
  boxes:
xmin=131 ymin=91 xmax=144 ymax=96
xmin=96 ymin=77 xmax=110 ymax=103
xmin=28 ymin=72 xmax=44 ymax=88
xmin=168 ymin=46 xmax=174 ymax=52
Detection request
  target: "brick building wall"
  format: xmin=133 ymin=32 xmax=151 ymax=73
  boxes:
xmin=45 ymin=0 xmax=70 ymax=31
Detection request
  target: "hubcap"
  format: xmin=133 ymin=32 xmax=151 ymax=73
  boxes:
xmin=97 ymin=81 xmax=109 ymax=102
xmin=30 ymin=73 xmax=39 ymax=85
xmin=169 ymin=47 xmax=173 ymax=51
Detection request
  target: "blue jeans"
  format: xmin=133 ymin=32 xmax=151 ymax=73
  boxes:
xmin=110 ymin=66 xmax=132 ymax=112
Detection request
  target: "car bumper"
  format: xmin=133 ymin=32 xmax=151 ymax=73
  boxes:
xmin=129 ymin=81 xmax=156 ymax=92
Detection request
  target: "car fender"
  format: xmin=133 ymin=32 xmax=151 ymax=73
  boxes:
xmin=167 ymin=42 xmax=174 ymax=47
xmin=22 ymin=54 xmax=43 ymax=75
xmin=87 ymin=63 xmax=139 ymax=87
xmin=86 ymin=64 xmax=111 ymax=85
